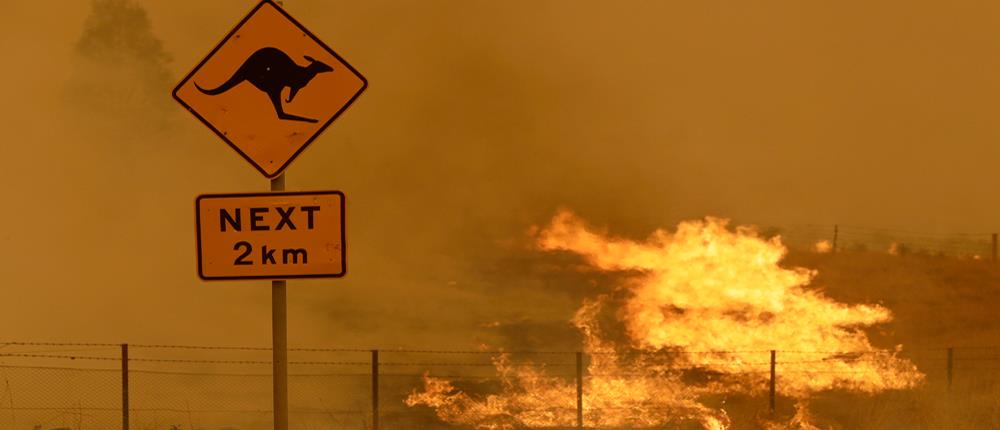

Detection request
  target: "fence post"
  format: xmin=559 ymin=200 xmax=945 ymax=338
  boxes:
xmin=946 ymin=347 xmax=953 ymax=392
xmin=576 ymin=352 xmax=583 ymax=428
xmin=832 ymin=225 xmax=839 ymax=254
xmin=372 ymin=349 xmax=379 ymax=430
xmin=769 ymin=350 xmax=776 ymax=415
xmin=121 ymin=343 xmax=129 ymax=430
xmin=991 ymin=234 xmax=997 ymax=262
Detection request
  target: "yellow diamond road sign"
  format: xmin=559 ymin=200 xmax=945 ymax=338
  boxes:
xmin=173 ymin=0 xmax=367 ymax=178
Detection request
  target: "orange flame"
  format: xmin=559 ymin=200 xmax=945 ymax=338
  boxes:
xmin=407 ymin=210 xmax=923 ymax=428
xmin=813 ymin=240 xmax=832 ymax=253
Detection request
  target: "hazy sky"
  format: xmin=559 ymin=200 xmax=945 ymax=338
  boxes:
xmin=1 ymin=0 xmax=999 ymax=348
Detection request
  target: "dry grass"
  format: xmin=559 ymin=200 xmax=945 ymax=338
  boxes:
xmin=768 ymin=249 xmax=1000 ymax=429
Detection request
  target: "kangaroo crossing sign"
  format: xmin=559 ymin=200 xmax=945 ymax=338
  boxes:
xmin=173 ymin=0 xmax=367 ymax=178
xmin=180 ymin=4 xmax=358 ymax=428
xmin=196 ymin=191 xmax=346 ymax=280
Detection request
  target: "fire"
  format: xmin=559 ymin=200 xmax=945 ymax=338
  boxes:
xmin=813 ymin=240 xmax=832 ymax=253
xmin=407 ymin=210 xmax=923 ymax=429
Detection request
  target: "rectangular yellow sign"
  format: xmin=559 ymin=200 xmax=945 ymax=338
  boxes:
xmin=196 ymin=191 xmax=345 ymax=280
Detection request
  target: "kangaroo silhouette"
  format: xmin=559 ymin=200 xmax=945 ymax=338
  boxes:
xmin=196 ymin=47 xmax=333 ymax=123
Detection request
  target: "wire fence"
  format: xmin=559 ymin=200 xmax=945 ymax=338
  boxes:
xmin=2 ymin=224 xmax=996 ymax=429
xmin=748 ymin=223 xmax=999 ymax=259
xmin=1 ymin=342 xmax=999 ymax=430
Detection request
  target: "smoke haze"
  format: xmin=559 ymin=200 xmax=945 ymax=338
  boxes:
xmin=1 ymin=0 xmax=999 ymax=352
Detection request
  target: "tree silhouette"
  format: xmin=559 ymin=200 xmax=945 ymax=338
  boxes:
xmin=65 ymin=0 xmax=173 ymax=131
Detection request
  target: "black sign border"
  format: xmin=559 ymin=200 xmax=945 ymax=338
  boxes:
xmin=195 ymin=190 xmax=347 ymax=281
xmin=172 ymin=0 xmax=368 ymax=179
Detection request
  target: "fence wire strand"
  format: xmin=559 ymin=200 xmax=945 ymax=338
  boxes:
xmin=1 ymin=343 xmax=1000 ymax=430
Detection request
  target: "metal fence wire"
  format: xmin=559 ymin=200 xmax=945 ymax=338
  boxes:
xmin=2 ymin=224 xmax=999 ymax=429
xmin=1 ymin=343 xmax=1000 ymax=430
xmin=757 ymin=224 xmax=998 ymax=259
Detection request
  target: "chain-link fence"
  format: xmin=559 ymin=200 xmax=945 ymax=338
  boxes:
xmin=0 ymin=344 xmax=376 ymax=430
xmin=2 ymin=343 xmax=1000 ymax=429
xmin=0 ymin=363 xmax=120 ymax=430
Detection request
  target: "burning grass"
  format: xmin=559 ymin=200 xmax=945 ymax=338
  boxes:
xmin=407 ymin=211 xmax=924 ymax=429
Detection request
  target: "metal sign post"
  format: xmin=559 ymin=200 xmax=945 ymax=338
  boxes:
xmin=268 ymin=8 xmax=287 ymax=427
xmin=271 ymin=174 xmax=288 ymax=430
xmin=174 ymin=2 xmax=365 ymax=429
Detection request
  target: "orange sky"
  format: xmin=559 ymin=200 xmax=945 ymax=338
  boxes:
xmin=1 ymin=0 xmax=999 ymax=347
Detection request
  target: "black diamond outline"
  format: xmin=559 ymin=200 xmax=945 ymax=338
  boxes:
xmin=172 ymin=0 xmax=368 ymax=178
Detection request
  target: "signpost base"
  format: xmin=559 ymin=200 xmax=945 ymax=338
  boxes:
xmin=273 ymin=279 xmax=288 ymax=430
